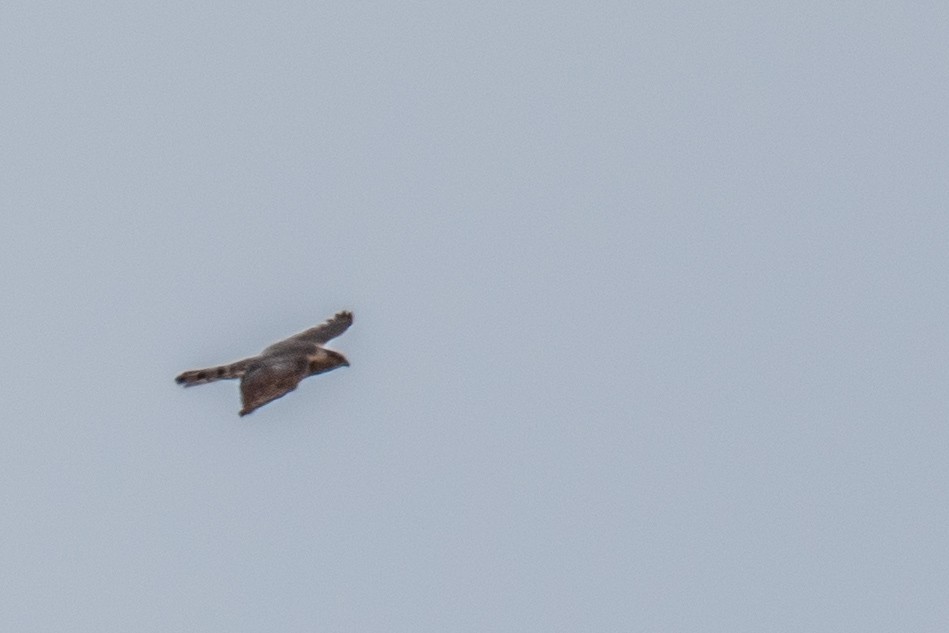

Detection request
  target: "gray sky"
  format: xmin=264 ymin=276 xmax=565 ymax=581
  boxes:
xmin=2 ymin=2 xmax=948 ymax=631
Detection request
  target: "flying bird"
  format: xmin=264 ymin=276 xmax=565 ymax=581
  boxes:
xmin=176 ymin=310 xmax=353 ymax=416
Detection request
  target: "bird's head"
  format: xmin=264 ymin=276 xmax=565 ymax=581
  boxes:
xmin=329 ymin=350 xmax=350 ymax=368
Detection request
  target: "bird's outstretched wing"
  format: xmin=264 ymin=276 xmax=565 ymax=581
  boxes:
xmin=239 ymin=356 xmax=308 ymax=416
xmin=280 ymin=310 xmax=354 ymax=346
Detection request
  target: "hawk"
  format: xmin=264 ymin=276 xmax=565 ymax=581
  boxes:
xmin=175 ymin=310 xmax=353 ymax=416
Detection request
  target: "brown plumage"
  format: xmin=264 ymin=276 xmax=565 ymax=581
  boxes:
xmin=176 ymin=310 xmax=353 ymax=416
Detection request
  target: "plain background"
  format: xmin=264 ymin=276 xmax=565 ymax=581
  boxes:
xmin=2 ymin=2 xmax=948 ymax=631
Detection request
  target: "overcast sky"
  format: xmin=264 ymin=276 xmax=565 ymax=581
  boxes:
xmin=2 ymin=2 xmax=948 ymax=631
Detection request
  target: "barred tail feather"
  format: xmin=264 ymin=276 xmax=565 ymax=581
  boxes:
xmin=175 ymin=359 xmax=251 ymax=386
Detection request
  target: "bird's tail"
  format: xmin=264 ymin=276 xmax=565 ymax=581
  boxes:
xmin=175 ymin=359 xmax=252 ymax=386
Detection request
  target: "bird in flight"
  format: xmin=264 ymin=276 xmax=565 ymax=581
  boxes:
xmin=176 ymin=310 xmax=353 ymax=416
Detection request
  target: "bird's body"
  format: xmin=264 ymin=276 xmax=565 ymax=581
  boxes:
xmin=176 ymin=310 xmax=352 ymax=416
